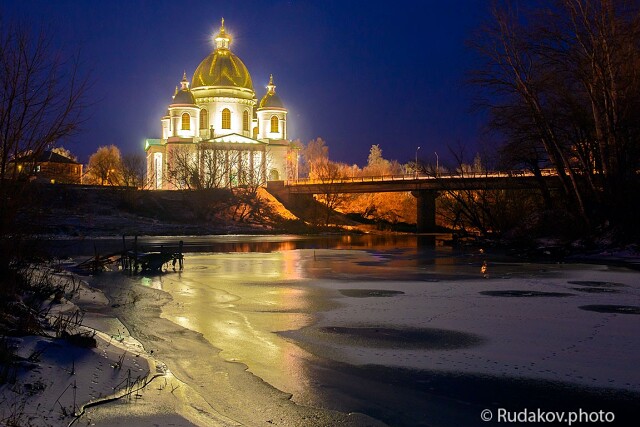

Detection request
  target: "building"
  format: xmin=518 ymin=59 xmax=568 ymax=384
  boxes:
xmin=9 ymin=150 xmax=83 ymax=184
xmin=145 ymin=19 xmax=298 ymax=190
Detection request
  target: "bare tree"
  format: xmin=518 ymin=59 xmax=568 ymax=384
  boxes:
xmin=166 ymin=144 xmax=245 ymax=190
xmin=472 ymin=0 xmax=640 ymax=230
xmin=285 ymin=139 xmax=303 ymax=181
xmin=314 ymin=160 xmax=351 ymax=226
xmin=121 ymin=153 xmax=146 ymax=188
xmin=165 ymin=145 xmax=198 ymax=189
xmin=199 ymin=144 xmax=234 ymax=189
xmin=302 ymin=137 xmax=329 ymax=179
xmin=0 ymin=20 xmax=89 ymax=294
xmin=85 ymin=145 xmax=123 ymax=185
xmin=230 ymin=156 xmax=272 ymax=223
xmin=341 ymin=145 xmax=414 ymax=225
xmin=0 ymin=21 xmax=88 ymax=186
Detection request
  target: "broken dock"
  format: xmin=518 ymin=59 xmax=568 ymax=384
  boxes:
xmin=75 ymin=236 xmax=184 ymax=273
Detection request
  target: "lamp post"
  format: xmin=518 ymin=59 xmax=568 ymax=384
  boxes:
xmin=434 ymin=151 xmax=439 ymax=177
xmin=415 ymin=146 xmax=421 ymax=178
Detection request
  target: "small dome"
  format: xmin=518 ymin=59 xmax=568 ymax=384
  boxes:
xmin=259 ymin=92 xmax=284 ymax=108
xmin=191 ymin=19 xmax=254 ymax=91
xmin=258 ymin=74 xmax=285 ymax=109
xmin=171 ymin=72 xmax=196 ymax=105
xmin=172 ymin=89 xmax=196 ymax=105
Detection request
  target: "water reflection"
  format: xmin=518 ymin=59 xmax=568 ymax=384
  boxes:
xmin=127 ymin=238 xmax=484 ymax=403
xmin=140 ymin=250 xmax=320 ymax=398
xmin=82 ymin=234 xmax=639 ymax=426
xmin=46 ymin=233 xmax=451 ymax=257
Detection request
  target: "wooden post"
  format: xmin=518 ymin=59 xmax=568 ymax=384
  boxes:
xmin=93 ymin=244 xmax=99 ymax=273
xmin=121 ymin=235 xmax=127 ymax=271
xmin=133 ymin=236 xmax=138 ymax=271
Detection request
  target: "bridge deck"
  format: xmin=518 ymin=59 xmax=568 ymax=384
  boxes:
xmin=283 ymin=172 xmax=561 ymax=194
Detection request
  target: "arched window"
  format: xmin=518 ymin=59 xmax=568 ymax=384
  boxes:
xmin=181 ymin=113 xmax=190 ymax=130
xmin=200 ymin=109 xmax=208 ymax=129
xmin=242 ymin=110 xmax=249 ymax=131
xmin=222 ymin=108 xmax=231 ymax=129
xmin=270 ymin=115 xmax=279 ymax=133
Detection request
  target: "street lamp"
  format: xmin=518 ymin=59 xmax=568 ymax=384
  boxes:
xmin=415 ymin=146 xmax=421 ymax=178
xmin=434 ymin=151 xmax=439 ymax=177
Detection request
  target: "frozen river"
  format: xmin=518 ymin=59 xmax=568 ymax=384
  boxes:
xmin=79 ymin=235 xmax=639 ymax=426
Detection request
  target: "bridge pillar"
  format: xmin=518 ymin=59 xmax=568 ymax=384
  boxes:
xmin=412 ymin=190 xmax=438 ymax=233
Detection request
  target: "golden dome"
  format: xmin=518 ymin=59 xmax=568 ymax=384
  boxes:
xmin=191 ymin=19 xmax=254 ymax=91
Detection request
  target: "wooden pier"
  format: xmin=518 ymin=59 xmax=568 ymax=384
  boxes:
xmin=75 ymin=236 xmax=184 ymax=273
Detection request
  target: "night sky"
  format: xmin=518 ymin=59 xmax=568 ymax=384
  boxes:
xmin=2 ymin=0 xmax=491 ymax=167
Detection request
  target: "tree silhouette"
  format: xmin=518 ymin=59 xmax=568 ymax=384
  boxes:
xmin=473 ymin=0 xmax=640 ymax=232
xmin=85 ymin=145 xmax=123 ymax=185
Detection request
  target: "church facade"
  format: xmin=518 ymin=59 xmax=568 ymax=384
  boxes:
xmin=145 ymin=19 xmax=298 ymax=190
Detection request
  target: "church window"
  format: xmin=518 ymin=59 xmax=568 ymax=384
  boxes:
xmin=181 ymin=113 xmax=190 ymax=130
xmin=270 ymin=115 xmax=279 ymax=133
xmin=222 ymin=108 xmax=231 ymax=129
xmin=200 ymin=109 xmax=208 ymax=129
xmin=243 ymin=110 xmax=249 ymax=131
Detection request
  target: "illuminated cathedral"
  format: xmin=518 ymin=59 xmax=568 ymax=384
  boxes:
xmin=145 ymin=19 xmax=297 ymax=190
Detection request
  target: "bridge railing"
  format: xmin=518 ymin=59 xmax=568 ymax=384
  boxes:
xmin=285 ymin=169 xmax=552 ymax=186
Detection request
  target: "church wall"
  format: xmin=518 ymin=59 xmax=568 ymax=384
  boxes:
xmin=196 ymin=98 xmax=254 ymax=139
xmin=161 ymin=116 xmax=170 ymax=139
xmin=169 ymin=106 xmax=199 ymax=138
xmin=257 ymin=110 xmax=287 ymax=140
xmin=267 ymin=144 xmax=288 ymax=181
xmin=146 ymin=146 xmax=165 ymax=189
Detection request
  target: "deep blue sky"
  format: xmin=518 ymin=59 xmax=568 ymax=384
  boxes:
xmin=2 ymin=0 xmax=490 ymax=167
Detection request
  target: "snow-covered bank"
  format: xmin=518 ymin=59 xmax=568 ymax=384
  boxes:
xmin=0 ymin=272 xmax=205 ymax=427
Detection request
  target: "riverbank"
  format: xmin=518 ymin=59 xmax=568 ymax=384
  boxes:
xmin=2 ymin=235 xmax=639 ymax=426
xmin=0 ymin=270 xmax=192 ymax=426
xmin=13 ymin=184 xmax=304 ymax=238
xmin=1 ymin=258 xmax=385 ymax=427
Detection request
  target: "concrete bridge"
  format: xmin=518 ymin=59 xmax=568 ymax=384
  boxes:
xmin=268 ymin=171 xmax=561 ymax=232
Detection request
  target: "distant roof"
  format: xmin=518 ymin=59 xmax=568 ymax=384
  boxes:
xmin=145 ymin=139 xmax=162 ymax=150
xmin=14 ymin=150 xmax=80 ymax=164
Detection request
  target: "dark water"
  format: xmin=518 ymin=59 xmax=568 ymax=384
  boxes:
xmin=76 ymin=235 xmax=640 ymax=427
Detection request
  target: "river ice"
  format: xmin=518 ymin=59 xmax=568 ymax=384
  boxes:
xmin=65 ymin=237 xmax=640 ymax=426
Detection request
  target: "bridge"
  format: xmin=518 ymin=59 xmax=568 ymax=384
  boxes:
xmin=268 ymin=171 xmax=562 ymax=233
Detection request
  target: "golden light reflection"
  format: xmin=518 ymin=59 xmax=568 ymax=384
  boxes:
xmin=282 ymin=250 xmax=303 ymax=280
xmin=198 ymin=251 xmax=303 ymax=281
xmin=175 ymin=316 xmax=192 ymax=330
xmin=157 ymin=250 xmax=314 ymax=399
